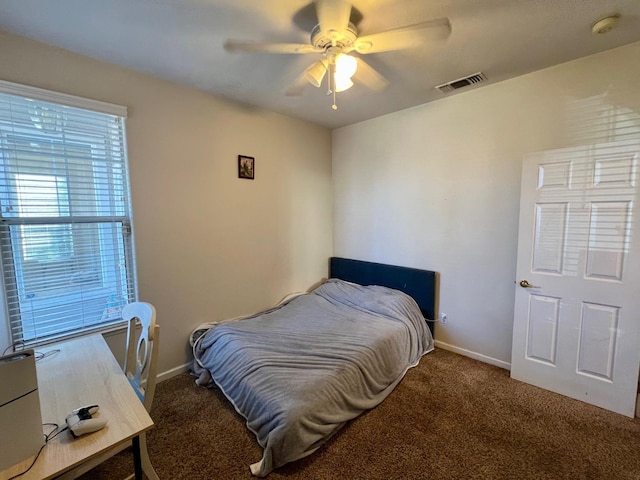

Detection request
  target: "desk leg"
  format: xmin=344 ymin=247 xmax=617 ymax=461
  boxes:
xmin=132 ymin=436 xmax=143 ymax=480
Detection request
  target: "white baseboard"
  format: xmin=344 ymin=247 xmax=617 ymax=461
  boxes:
xmin=157 ymin=362 xmax=191 ymax=383
xmin=434 ymin=340 xmax=511 ymax=370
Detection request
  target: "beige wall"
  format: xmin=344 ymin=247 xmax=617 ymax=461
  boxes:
xmin=332 ymin=41 xmax=640 ymax=367
xmin=0 ymin=31 xmax=333 ymax=374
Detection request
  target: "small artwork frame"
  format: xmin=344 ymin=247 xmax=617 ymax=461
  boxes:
xmin=238 ymin=155 xmax=255 ymax=180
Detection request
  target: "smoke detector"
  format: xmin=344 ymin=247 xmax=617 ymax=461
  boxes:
xmin=592 ymin=15 xmax=619 ymax=35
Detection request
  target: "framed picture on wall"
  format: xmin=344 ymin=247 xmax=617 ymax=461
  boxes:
xmin=238 ymin=155 xmax=255 ymax=180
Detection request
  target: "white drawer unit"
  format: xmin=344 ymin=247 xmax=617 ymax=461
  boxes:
xmin=0 ymin=350 xmax=44 ymax=471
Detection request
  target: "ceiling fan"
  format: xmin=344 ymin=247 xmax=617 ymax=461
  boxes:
xmin=224 ymin=0 xmax=451 ymax=110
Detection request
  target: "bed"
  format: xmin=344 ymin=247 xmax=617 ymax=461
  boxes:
xmin=191 ymin=257 xmax=438 ymax=476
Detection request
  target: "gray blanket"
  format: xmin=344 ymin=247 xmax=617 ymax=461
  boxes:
xmin=192 ymin=279 xmax=434 ymax=476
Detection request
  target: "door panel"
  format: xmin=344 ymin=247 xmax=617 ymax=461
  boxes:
xmin=585 ymin=201 xmax=630 ymax=280
xmin=533 ymin=203 xmax=568 ymax=274
xmin=526 ymin=295 xmax=560 ymax=365
xmin=512 ymin=142 xmax=640 ymax=417
xmin=577 ymin=302 xmax=618 ymax=381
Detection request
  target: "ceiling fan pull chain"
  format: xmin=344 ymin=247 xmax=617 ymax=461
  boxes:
xmin=327 ymin=60 xmax=338 ymax=110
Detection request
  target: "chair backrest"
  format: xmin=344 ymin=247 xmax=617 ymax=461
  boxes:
xmin=123 ymin=302 xmax=159 ymax=413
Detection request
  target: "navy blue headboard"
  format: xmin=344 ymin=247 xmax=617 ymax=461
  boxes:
xmin=329 ymin=257 xmax=439 ymax=337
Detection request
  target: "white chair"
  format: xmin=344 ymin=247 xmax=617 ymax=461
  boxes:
xmin=61 ymin=302 xmax=160 ymax=480
xmin=123 ymin=302 xmax=160 ymax=419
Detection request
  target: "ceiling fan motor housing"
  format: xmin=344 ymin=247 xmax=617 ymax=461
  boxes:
xmin=311 ymin=22 xmax=358 ymax=50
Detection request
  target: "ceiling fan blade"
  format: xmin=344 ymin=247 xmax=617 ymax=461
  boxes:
xmin=316 ymin=0 xmax=352 ymax=35
xmin=224 ymin=40 xmax=321 ymax=54
xmin=354 ymin=17 xmax=451 ymax=54
xmin=353 ymin=58 xmax=389 ymax=92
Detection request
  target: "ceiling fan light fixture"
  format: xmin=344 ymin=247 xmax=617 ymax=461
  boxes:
xmin=304 ymin=60 xmax=328 ymax=88
xmin=330 ymin=53 xmax=358 ymax=92
xmin=335 ymin=53 xmax=358 ymax=79
xmin=334 ymin=76 xmax=354 ymax=92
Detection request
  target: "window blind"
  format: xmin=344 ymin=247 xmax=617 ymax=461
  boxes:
xmin=0 ymin=82 xmax=137 ymax=345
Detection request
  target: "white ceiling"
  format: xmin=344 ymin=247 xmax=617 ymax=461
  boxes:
xmin=1 ymin=0 xmax=639 ymax=129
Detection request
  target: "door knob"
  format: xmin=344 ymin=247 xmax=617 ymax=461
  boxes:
xmin=519 ymin=280 xmax=540 ymax=288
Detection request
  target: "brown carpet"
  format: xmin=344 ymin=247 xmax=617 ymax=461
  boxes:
xmin=80 ymin=349 xmax=640 ymax=479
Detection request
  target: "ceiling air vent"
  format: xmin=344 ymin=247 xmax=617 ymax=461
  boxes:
xmin=435 ymin=72 xmax=487 ymax=93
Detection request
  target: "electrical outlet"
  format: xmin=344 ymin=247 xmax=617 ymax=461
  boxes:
xmin=440 ymin=312 xmax=448 ymax=323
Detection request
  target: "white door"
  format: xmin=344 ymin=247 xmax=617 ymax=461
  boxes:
xmin=511 ymin=141 xmax=640 ymax=417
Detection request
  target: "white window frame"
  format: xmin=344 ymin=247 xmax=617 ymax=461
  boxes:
xmin=0 ymin=80 xmax=138 ymax=348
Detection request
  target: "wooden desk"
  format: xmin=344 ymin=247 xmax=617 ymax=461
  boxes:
xmin=0 ymin=334 xmax=154 ymax=480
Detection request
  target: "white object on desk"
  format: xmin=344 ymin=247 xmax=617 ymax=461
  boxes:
xmin=65 ymin=405 xmax=108 ymax=437
xmin=0 ymin=350 xmax=44 ymax=471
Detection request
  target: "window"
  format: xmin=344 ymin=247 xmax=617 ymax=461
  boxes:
xmin=0 ymin=80 xmax=137 ymax=345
